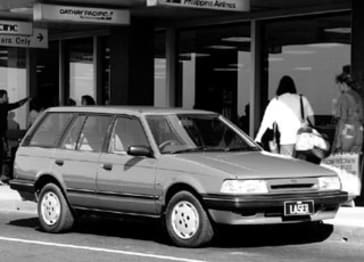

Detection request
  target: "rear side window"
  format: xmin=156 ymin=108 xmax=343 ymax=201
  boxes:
xmin=109 ymin=116 xmax=149 ymax=153
xmin=60 ymin=115 xmax=86 ymax=150
xmin=78 ymin=115 xmax=112 ymax=152
xmin=28 ymin=113 xmax=73 ymax=147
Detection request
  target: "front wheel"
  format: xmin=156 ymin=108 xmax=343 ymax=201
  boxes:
xmin=38 ymin=183 xmax=74 ymax=233
xmin=165 ymin=191 xmax=214 ymax=247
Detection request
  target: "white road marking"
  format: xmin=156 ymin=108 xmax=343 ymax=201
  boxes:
xmin=0 ymin=236 xmax=206 ymax=262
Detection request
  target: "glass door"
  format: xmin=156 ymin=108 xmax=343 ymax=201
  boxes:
xmin=65 ymin=38 xmax=95 ymax=105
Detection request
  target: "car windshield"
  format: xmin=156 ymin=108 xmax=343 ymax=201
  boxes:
xmin=146 ymin=113 xmax=259 ymax=154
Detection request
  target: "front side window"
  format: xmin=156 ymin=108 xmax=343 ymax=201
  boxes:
xmin=146 ymin=114 xmax=258 ymax=154
xmin=109 ymin=116 xmax=149 ymax=154
xmin=78 ymin=115 xmax=112 ymax=152
xmin=28 ymin=113 xmax=73 ymax=147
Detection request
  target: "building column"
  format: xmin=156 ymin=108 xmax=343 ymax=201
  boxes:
xmin=27 ymin=49 xmax=37 ymax=99
xmin=351 ymin=0 xmax=364 ymax=203
xmin=129 ymin=19 xmax=154 ymax=105
xmin=109 ymin=26 xmax=129 ymax=105
xmin=250 ymin=20 xmax=267 ymax=137
xmin=352 ymin=0 xmax=364 ymax=91
xmin=58 ymin=40 xmax=65 ymax=105
xmin=94 ymin=36 xmax=103 ymax=105
xmin=166 ymin=27 xmax=177 ymax=107
xmin=109 ymin=19 xmax=154 ymax=105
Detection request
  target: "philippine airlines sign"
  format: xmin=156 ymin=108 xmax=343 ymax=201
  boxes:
xmin=147 ymin=0 xmax=250 ymax=12
xmin=34 ymin=4 xmax=130 ymax=25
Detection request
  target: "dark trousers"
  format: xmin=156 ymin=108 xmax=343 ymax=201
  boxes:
xmin=0 ymin=136 xmax=9 ymax=180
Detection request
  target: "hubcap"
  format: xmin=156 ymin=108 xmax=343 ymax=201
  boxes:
xmin=40 ymin=191 xmax=61 ymax=226
xmin=171 ymin=200 xmax=200 ymax=239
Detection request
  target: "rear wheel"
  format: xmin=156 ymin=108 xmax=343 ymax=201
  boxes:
xmin=38 ymin=183 xmax=74 ymax=233
xmin=165 ymin=191 xmax=214 ymax=247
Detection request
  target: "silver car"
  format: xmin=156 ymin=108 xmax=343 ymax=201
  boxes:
xmin=10 ymin=107 xmax=347 ymax=247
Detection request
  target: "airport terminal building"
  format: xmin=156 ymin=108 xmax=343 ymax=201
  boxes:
xmin=0 ymin=0 xmax=360 ymax=139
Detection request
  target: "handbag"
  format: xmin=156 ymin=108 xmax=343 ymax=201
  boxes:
xmin=260 ymin=97 xmax=280 ymax=153
xmin=261 ymin=121 xmax=280 ymax=153
xmin=295 ymin=95 xmax=330 ymax=161
xmin=269 ymin=122 xmax=280 ymax=153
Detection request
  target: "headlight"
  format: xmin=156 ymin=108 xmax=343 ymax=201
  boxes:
xmin=220 ymin=180 xmax=268 ymax=194
xmin=318 ymin=176 xmax=341 ymax=191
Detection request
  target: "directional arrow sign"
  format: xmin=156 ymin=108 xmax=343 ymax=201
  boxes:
xmin=0 ymin=28 xmax=48 ymax=48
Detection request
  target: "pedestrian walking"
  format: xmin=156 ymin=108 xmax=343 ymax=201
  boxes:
xmin=255 ymin=75 xmax=315 ymax=156
xmin=0 ymin=90 xmax=30 ymax=182
xmin=332 ymin=65 xmax=364 ymax=153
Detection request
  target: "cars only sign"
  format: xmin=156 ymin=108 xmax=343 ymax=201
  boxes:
xmin=0 ymin=28 xmax=48 ymax=48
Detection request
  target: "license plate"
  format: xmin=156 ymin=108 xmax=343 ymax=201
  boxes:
xmin=284 ymin=200 xmax=314 ymax=216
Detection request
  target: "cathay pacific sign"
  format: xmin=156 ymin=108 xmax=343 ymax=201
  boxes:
xmin=147 ymin=0 xmax=250 ymax=11
xmin=33 ymin=4 xmax=130 ymax=25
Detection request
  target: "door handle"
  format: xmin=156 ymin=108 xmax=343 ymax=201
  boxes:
xmin=55 ymin=159 xmax=64 ymax=166
xmin=102 ymin=163 xmax=113 ymax=171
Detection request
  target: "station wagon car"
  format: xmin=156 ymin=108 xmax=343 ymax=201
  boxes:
xmin=10 ymin=107 xmax=348 ymax=247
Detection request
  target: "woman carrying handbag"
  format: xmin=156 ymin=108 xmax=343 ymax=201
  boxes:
xmin=255 ymin=75 xmax=315 ymax=157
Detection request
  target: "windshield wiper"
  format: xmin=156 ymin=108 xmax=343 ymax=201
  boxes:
xmin=227 ymin=146 xmax=260 ymax=152
xmin=201 ymin=147 xmax=228 ymax=152
xmin=171 ymin=147 xmax=204 ymax=154
xmin=170 ymin=146 xmax=260 ymax=154
xmin=171 ymin=146 xmax=227 ymax=154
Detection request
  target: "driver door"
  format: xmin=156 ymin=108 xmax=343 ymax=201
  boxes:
xmin=96 ymin=115 xmax=158 ymax=215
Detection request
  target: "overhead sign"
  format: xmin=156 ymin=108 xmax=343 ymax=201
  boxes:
xmin=0 ymin=28 xmax=48 ymax=48
xmin=147 ymin=0 xmax=250 ymax=12
xmin=33 ymin=3 xmax=130 ymax=25
xmin=0 ymin=20 xmax=33 ymax=35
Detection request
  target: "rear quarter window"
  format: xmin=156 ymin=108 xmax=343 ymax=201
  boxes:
xmin=26 ymin=112 xmax=73 ymax=148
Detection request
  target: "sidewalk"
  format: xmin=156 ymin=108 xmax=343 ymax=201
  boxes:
xmin=0 ymin=183 xmax=36 ymax=214
xmin=0 ymin=183 xmax=363 ymax=242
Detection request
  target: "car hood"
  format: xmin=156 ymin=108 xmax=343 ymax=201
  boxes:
xmin=173 ymin=151 xmax=335 ymax=179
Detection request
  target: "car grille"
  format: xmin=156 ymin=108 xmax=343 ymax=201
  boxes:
xmin=267 ymin=178 xmax=318 ymax=193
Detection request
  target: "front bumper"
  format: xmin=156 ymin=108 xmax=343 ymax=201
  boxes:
xmin=202 ymin=191 xmax=348 ymax=225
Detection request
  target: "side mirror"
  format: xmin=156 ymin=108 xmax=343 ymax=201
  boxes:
xmin=127 ymin=146 xmax=153 ymax=158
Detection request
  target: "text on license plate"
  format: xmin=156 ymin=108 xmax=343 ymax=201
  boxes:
xmin=284 ymin=200 xmax=314 ymax=216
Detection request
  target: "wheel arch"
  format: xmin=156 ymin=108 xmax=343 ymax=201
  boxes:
xmin=34 ymin=174 xmax=66 ymax=200
xmin=162 ymin=183 xmax=205 ymax=212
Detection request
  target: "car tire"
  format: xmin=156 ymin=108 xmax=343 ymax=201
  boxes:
xmin=38 ymin=183 xmax=74 ymax=233
xmin=165 ymin=191 xmax=214 ymax=247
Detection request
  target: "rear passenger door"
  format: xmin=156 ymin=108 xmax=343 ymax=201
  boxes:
xmin=97 ymin=115 xmax=157 ymax=215
xmin=55 ymin=114 xmax=112 ymax=208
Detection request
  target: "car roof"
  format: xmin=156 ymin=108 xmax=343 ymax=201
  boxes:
xmin=45 ymin=106 xmax=216 ymax=116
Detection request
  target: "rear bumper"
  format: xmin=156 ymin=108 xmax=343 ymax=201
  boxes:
xmin=9 ymin=179 xmax=36 ymax=201
xmin=202 ymin=191 xmax=348 ymax=225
